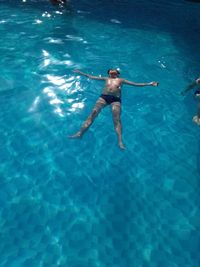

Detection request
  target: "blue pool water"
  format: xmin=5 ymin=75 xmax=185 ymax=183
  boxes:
xmin=0 ymin=0 xmax=200 ymax=266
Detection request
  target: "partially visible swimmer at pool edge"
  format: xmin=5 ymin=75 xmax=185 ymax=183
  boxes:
xmin=181 ymin=77 xmax=200 ymax=125
xmin=68 ymin=69 xmax=159 ymax=149
xmin=50 ymin=0 xmax=66 ymax=5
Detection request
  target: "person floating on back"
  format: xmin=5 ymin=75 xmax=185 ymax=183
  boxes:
xmin=68 ymin=69 xmax=159 ymax=149
xmin=181 ymin=77 xmax=200 ymax=125
xmin=50 ymin=0 xmax=66 ymax=5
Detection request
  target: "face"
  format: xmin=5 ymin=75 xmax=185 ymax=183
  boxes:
xmin=109 ymin=70 xmax=119 ymax=78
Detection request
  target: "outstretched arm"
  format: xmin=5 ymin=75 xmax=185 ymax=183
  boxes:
xmin=122 ymin=79 xmax=159 ymax=87
xmin=73 ymin=70 xmax=106 ymax=81
xmin=181 ymin=78 xmax=200 ymax=96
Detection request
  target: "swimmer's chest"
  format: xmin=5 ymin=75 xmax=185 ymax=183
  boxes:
xmin=106 ymin=78 xmax=122 ymax=88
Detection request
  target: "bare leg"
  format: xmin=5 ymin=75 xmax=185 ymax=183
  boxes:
xmin=111 ymin=102 xmax=125 ymax=149
xmin=192 ymin=101 xmax=200 ymax=125
xmin=68 ymin=98 xmax=107 ymax=138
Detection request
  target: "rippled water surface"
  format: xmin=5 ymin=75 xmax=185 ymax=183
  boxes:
xmin=0 ymin=0 xmax=200 ymax=266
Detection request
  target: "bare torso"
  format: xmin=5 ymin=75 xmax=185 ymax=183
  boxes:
xmin=102 ymin=78 xmax=123 ymax=98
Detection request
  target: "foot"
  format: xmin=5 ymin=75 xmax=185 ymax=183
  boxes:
xmin=68 ymin=132 xmax=82 ymax=138
xmin=192 ymin=115 xmax=200 ymax=125
xmin=119 ymin=141 xmax=126 ymax=150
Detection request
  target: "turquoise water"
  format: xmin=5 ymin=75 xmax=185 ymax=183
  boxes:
xmin=0 ymin=0 xmax=200 ymax=266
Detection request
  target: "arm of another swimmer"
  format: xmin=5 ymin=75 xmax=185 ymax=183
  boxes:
xmin=73 ymin=70 xmax=106 ymax=81
xmin=122 ymin=79 xmax=159 ymax=87
xmin=181 ymin=78 xmax=200 ymax=96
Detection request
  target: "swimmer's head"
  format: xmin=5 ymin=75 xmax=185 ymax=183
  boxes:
xmin=107 ymin=69 xmax=120 ymax=77
xmin=196 ymin=78 xmax=200 ymax=84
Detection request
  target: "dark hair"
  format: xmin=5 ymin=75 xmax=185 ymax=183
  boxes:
xmin=107 ymin=69 xmax=120 ymax=75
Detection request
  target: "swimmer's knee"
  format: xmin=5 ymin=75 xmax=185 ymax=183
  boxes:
xmin=87 ymin=109 xmax=99 ymax=122
xmin=113 ymin=112 xmax=120 ymax=121
xmin=84 ymin=120 xmax=92 ymax=127
xmin=92 ymin=109 xmax=98 ymax=115
xmin=91 ymin=108 xmax=101 ymax=118
xmin=113 ymin=117 xmax=121 ymax=126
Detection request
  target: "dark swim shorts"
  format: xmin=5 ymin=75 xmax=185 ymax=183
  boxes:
xmin=100 ymin=94 xmax=121 ymax=105
xmin=194 ymin=89 xmax=200 ymax=95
